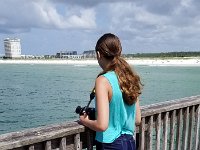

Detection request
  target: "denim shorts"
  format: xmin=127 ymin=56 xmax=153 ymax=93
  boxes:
xmin=95 ymin=134 xmax=136 ymax=150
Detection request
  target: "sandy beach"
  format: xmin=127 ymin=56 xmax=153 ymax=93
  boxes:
xmin=0 ymin=58 xmax=200 ymax=66
xmin=127 ymin=58 xmax=200 ymax=66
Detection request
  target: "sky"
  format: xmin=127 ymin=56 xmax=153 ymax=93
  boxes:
xmin=0 ymin=0 xmax=200 ymax=55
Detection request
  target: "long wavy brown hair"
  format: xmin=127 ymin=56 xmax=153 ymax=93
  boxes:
xmin=95 ymin=33 xmax=142 ymax=105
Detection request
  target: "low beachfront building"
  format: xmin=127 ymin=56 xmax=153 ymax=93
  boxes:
xmin=4 ymin=38 xmax=21 ymax=59
xmin=62 ymin=55 xmax=83 ymax=59
xmin=56 ymin=51 xmax=77 ymax=58
xmin=56 ymin=51 xmax=83 ymax=59
xmin=83 ymin=50 xmax=96 ymax=58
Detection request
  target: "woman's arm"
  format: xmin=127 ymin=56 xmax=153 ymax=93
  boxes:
xmin=135 ymin=98 xmax=141 ymax=125
xmin=79 ymin=76 xmax=110 ymax=131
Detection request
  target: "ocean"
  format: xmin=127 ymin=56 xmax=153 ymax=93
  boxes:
xmin=0 ymin=64 xmax=200 ymax=134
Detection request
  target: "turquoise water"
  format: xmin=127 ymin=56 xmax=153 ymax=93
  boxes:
xmin=0 ymin=64 xmax=200 ymax=134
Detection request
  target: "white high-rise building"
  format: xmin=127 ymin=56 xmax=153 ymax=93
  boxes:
xmin=4 ymin=38 xmax=21 ymax=58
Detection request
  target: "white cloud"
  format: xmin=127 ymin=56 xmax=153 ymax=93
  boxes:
xmin=0 ymin=0 xmax=96 ymax=33
xmin=181 ymin=0 xmax=192 ymax=7
xmin=101 ymin=1 xmax=200 ymax=52
xmin=66 ymin=9 xmax=96 ymax=29
xmin=107 ymin=2 xmax=170 ymax=38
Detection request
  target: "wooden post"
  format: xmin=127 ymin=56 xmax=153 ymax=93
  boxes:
xmin=188 ymin=106 xmax=195 ymax=150
xmin=169 ymin=110 xmax=176 ymax=150
xmin=147 ymin=116 xmax=153 ymax=150
xmin=163 ymin=112 xmax=169 ymax=150
xmin=182 ymin=107 xmax=189 ymax=150
xmin=29 ymin=145 xmax=34 ymax=150
xmin=60 ymin=137 xmax=66 ymax=150
xmin=155 ymin=113 xmax=161 ymax=150
xmin=194 ymin=105 xmax=200 ymax=150
xmin=74 ymin=133 xmax=81 ymax=150
xmin=139 ymin=117 xmax=145 ymax=150
xmin=45 ymin=141 xmax=51 ymax=150
xmin=176 ymin=109 xmax=182 ymax=150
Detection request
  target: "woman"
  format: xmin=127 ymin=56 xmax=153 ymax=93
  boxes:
xmin=80 ymin=33 xmax=142 ymax=150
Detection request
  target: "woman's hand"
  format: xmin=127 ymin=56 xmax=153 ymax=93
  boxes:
xmin=79 ymin=113 xmax=89 ymax=125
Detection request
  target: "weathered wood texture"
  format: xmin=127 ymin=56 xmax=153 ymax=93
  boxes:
xmin=138 ymin=95 xmax=200 ymax=150
xmin=0 ymin=95 xmax=200 ymax=150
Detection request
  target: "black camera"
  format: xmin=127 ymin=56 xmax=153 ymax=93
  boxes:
xmin=75 ymin=90 xmax=96 ymax=120
xmin=75 ymin=106 xmax=95 ymax=120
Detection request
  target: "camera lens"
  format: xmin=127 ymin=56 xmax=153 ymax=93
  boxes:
xmin=75 ymin=106 xmax=82 ymax=114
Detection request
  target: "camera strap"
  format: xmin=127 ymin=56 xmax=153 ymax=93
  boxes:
xmin=85 ymin=89 xmax=95 ymax=110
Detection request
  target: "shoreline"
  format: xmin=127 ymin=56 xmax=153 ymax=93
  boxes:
xmin=0 ymin=58 xmax=200 ymax=66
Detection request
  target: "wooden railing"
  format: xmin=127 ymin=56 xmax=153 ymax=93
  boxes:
xmin=138 ymin=95 xmax=200 ymax=150
xmin=0 ymin=95 xmax=199 ymax=150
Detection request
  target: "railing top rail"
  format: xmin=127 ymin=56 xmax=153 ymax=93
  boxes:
xmin=141 ymin=95 xmax=200 ymax=117
xmin=0 ymin=121 xmax=85 ymax=149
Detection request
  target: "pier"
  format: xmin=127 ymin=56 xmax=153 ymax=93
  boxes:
xmin=0 ymin=95 xmax=199 ymax=150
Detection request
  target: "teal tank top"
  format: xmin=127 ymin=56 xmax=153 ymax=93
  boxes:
xmin=95 ymin=71 xmax=136 ymax=143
